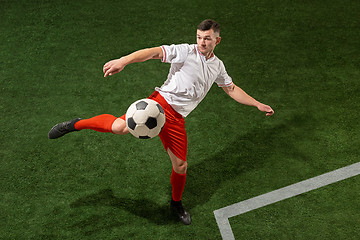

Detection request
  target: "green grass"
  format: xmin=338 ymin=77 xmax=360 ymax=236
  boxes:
xmin=1 ymin=0 xmax=359 ymax=239
xmin=231 ymin=177 xmax=360 ymax=239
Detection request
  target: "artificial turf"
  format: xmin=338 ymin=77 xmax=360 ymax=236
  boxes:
xmin=1 ymin=0 xmax=359 ymax=239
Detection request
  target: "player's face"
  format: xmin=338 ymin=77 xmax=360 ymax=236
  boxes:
xmin=196 ymin=29 xmax=221 ymax=57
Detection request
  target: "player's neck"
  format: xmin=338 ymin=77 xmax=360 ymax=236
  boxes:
xmin=201 ymin=50 xmax=214 ymax=60
xmin=197 ymin=46 xmax=215 ymax=60
xmin=205 ymin=52 xmax=214 ymax=60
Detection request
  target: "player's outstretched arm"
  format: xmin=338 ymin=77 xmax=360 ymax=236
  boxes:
xmin=222 ymin=83 xmax=274 ymax=116
xmin=103 ymin=47 xmax=163 ymax=77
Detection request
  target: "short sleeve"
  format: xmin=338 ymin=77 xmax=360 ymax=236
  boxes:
xmin=215 ymin=61 xmax=233 ymax=87
xmin=161 ymin=44 xmax=192 ymax=63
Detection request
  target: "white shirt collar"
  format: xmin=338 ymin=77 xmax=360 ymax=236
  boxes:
xmin=196 ymin=45 xmax=215 ymax=61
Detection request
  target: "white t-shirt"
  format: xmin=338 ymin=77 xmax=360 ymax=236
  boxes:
xmin=155 ymin=44 xmax=233 ymax=117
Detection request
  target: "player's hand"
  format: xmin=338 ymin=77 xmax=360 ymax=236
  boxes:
xmin=103 ymin=58 xmax=127 ymax=77
xmin=258 ymin=104 xmax=274 ymax=116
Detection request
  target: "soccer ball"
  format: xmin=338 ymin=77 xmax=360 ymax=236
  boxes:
xmin=125 ymin=99 xmax=166 ymax=139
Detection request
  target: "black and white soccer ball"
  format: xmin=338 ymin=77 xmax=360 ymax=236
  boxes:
xmin=125 ymin=99 xmax=165 ymax=139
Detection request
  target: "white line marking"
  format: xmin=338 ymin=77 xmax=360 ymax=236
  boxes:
xmin=214 ymin=162 xmax=360 ymax=240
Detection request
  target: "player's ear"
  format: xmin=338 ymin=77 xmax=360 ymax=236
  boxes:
xmin=216 ymin=36 xmax=221 ymax=45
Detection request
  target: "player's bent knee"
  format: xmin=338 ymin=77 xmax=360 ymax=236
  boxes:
xmin=173 ymin=159 xmax=187 ymax=174
xmin=167 ymin=148 xmax=187 ymax=174
xmin=111 ymin=118 xmax=129 ymax=135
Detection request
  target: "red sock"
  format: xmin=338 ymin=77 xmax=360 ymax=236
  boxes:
xmin=171 ymin=168 xmax=187 ymax=201
xmin=74 ymin=114 xmax=117 ymax=133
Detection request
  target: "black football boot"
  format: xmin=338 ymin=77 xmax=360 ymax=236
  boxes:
xmin=170 ymin=199 xmax=191 ymax=225
xmin=48 ymin=118 xmax=82 ymax=139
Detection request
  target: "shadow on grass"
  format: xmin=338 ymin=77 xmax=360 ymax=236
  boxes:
xmin=70 ymin=189 xmax=176 ymax=226
xmin=185 ymin=114 xmax=313 ymax=209
xmin=69 ymin=114 xmax=313 ymax=228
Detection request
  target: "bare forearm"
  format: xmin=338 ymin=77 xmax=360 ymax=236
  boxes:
xmin=225 ymin=84 xmax=261 ymax=107
xmin=223 ymin=83 xmax=274 ymax=116
xmin=122 ymin=47 xmax=163 ymax=65
xmin=103 ymin=47 xmax=163 ymax=77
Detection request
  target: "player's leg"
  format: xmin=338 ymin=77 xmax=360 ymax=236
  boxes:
xmin=147 ymin=91 xmax=191 ymax=224
xmin=168 ymin=148 xmax=187 ymax=196
xmin=151 ymin=98 xmax=191 ymax=223
xmin=111 ymin=117 xmax=129 ymax=135
xmin=167 ymin=148 xmax=191 ymax=225
xmin=74 ymin=114 xmax=117 ymax=133
xmin=48 ymin=114 xmax=128 ymax=139
xmin=160 ymin=122 xmax=190 ymax=225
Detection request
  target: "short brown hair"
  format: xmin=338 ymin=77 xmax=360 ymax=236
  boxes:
xmin=197 ymin=19 xmax=220 ymax=34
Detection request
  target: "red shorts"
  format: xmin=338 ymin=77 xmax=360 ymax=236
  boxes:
xmin=120 ymin=91 xmax=187 ymax=161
